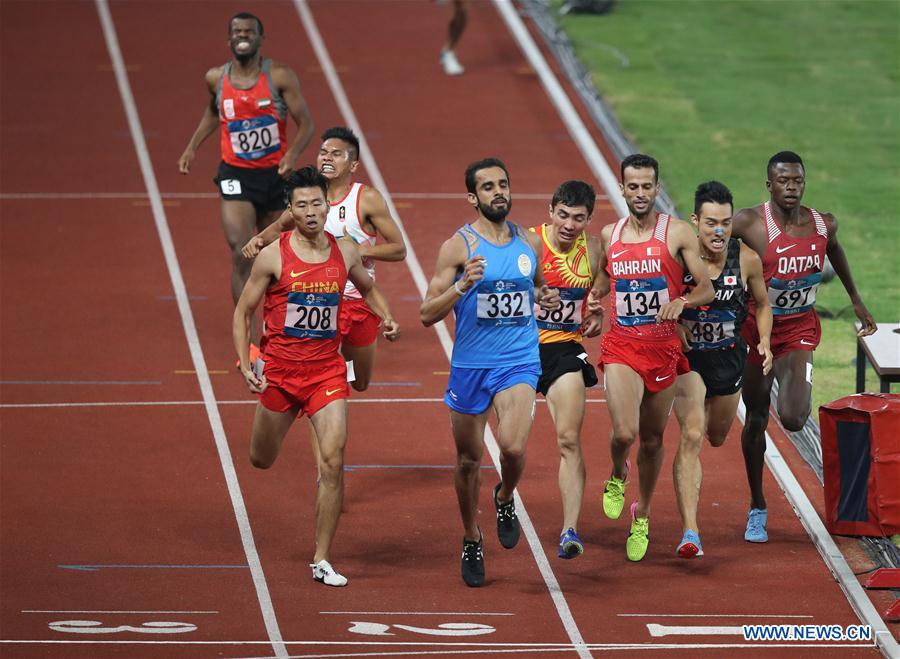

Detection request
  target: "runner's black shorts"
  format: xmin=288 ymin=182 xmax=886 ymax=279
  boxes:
xmin=214 ymin=161 xmax=286 ymax=212
xmin=687 ymin=338 xmax=748 ymax=398
xmin=537 ymin=341 xmax=598 ymax=396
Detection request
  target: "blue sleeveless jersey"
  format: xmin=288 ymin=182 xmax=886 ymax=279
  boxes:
xmin=451 ymin=222 xmax=540 ymax=368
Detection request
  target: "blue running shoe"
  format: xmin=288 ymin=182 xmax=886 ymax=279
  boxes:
xmin=676 ymin=529 xmax=704 ymax=558
xmin=745 ymin=508 xmax=768 ymax=543
xmin=558 ymin=528 xmax=584 ymax=559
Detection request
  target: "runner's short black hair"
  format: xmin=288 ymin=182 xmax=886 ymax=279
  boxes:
xmin=465 ymin=157 xmax=510 ymax=194
xmin=321 ymin=126 xmax=360 ymax=161
xmin=551 ymin=180 xmax=596 ymax=216
xmin=767 ymin=151 xmax=805 ymax=178
xmin=229 ymin=12 xmax=264 ymax=36
xmin=285 ymin=166 xmax=328 ymax=202
xmin=620 ymin=153 xmax=659 ymax=182
xmin=693 ymin=180 xmax=733 ymax=215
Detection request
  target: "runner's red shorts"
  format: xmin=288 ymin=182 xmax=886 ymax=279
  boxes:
xmin=742 ymin=310 xmax=820 ymax=364
xmin=598 ymin=331 xmax=689 ymax=393
xmin=340 ymin=297 xmax=381 ymax=347
xmin=258 ymin=353 xmax=349 ymax=416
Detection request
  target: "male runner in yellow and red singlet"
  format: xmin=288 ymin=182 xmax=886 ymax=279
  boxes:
xmin=233 ymin=167 xmax=399 ymax=588
xmin=530 ymin=180 xmax=602 ymax=560
xmin=179 ymin=12 xmax=314 ymax=347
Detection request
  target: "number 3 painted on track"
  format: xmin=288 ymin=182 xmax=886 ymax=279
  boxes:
xmin=49 ymin=620 xmax=197 ymax=634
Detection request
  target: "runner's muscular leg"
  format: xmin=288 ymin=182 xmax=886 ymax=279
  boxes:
xmin=705 ymin=391 xmax=741 ymax=447
xmin=604 ymin=364 xmax=644 ymax=481
xmin=450 ymin=409 xmax=488 ymax=541
xmin=634 ymin=383 xmax=677 ymax=519
xmin=220 ymin=199 xmax=258 ymax=304
xmin=249 ymin=403 xmax=300 ymax=469
xmin=741 ymin=359 xmax=775 ymax=510
xmin=342 ymin=341 xmax=376 ymax=392
xmin=673 ymin=372 xmax=706 ymax=533
xmin=545 ymin=372 xmax=587 ymax=532
xmin=773 ymin=349 xmax=813 ymax=432
xmin=492 ymin=383 xmax=537 ymax=503
xmin=310 ymin=399 xmax=349 ymax=563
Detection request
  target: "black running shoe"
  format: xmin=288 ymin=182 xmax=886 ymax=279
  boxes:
xmin=493 ymin=482 xmax=520 ymax=549
xmin=461 ymin=533 xmax=485 ymax=587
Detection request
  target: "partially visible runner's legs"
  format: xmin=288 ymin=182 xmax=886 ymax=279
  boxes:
xmin=673 ymin=371 xmax=706 ymax=558
xmin=546 ymin=371 xmax=586 ymax=558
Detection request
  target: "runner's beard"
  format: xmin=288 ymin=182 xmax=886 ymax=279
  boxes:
xmin=628 ymin=199 xmax=654 ymax=221
xmin=479 ymin=198 xmax=512 ymax=223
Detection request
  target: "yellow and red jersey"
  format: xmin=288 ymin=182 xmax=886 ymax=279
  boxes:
xmin=531 ymin=224 xmax=593 ymax=344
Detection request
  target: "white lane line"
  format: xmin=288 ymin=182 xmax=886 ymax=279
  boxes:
xmin=619 ymin=613 xmax=814 ymax=618
xmin=93 ymin=2 xmax=286 ymax=658
xmin=492 ymin=0 xmax=626 ymax=219
xmin=0 ymin=398 xmax=606 ymax=410
xmin=22 ymin=610 xmax=218 ymax=614
xmin=293 ymin=2 xmax=588 ymax=656
xmin=647 ymin=624 xmax=742 ymax=637
xmin=0 ymin=639 xmax=875 ymax=649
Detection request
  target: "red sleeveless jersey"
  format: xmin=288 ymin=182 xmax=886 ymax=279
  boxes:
xmin=262 ymin=233 xmax=347 ymax=363
xmin=217 ymin=59 xmax=288 ymax=169
xmin=606 ymin=213 xmax=684 ymax=340
xmin=759 ymin=201 xmax=828 ymax=323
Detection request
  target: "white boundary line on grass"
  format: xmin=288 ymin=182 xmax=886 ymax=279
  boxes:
xmin=94 ymin=2 xmax=287 ymax=658
xmin=492 ymin=0 xmax=626 ymax=220
xmin=493 ymin=1 xmax=897 ymax=656
xmin=292 ymin=1 xmax=590 ymax=658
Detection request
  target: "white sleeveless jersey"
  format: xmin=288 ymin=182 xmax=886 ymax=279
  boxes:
xmin=324 ymin=182 xmax=377 ymax=299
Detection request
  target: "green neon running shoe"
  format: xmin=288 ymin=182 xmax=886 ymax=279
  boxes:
xmin=602 ymin=459 xmax=630 ymax=519
xmin=626 ymin=501 xmax=650 ymax=562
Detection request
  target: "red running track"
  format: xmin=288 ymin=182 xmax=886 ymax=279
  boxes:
xmin=0 ymin=1 xmax=892 ymax=657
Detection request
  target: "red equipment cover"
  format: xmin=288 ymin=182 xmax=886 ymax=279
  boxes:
xmin=820 ymin=393 xmax=900 ymax=536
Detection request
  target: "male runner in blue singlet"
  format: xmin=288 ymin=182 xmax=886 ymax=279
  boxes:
xmin=421 ymin=158 xmax=559 ymax=587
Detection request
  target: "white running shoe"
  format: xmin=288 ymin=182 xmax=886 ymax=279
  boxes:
xmin=440 ymin=49 xmax=465 ymax=76
xmin=310 ymin=559 xmax=348 ymax=587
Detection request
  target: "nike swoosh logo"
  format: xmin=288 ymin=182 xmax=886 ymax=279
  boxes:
xmin=325 ymin=388 xmax=343 ymax=396
xmin=655 ymin=374 xmax=671 ymax=382
xmin=290 ymin=269 xmax=312 ymax=278
xmin=775 ymin=244 xmax=797 ymax=254
xmin=800 ymin=339 xmax=816 ymax=346
xmin=611 ymin=249 xmax=629 ymax=259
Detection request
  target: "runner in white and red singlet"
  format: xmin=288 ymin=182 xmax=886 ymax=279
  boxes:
xmin=242 ymin=126 xmax=407 ymax=392
xmin=179 ymin=12 xmax=314 ymax=346
xmin=731 ymin=151 xmax=876 ymax=543
xmin=586 ymin=154 xmax=713 ymax=562
xmin=233 ymin=167 xmax=399 ymax=588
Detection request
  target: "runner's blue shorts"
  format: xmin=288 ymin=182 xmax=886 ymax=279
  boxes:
xmin=444 ymin=363 xmax=541 ymax=415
